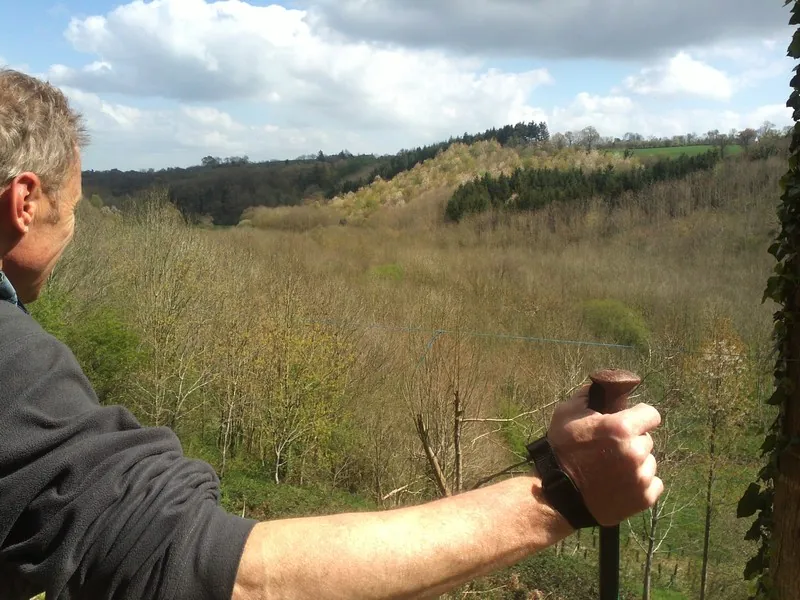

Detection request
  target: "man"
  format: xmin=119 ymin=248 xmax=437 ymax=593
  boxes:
xmin=0 ymin=68 xmax=663 ymax=600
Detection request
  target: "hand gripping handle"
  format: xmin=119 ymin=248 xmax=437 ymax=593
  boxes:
xmin=586 ymin=368 xmax=641 ymax=600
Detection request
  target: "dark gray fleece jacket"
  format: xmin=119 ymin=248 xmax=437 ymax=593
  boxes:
xmin=0 ymin=297 xmax=256 ymax=600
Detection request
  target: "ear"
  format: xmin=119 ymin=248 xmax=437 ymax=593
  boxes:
xmin=2 ymin=172 xmax=41 ymax=235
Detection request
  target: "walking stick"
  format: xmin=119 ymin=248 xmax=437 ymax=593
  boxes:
xmin=587 ymin=369 xmax=641 ymax=600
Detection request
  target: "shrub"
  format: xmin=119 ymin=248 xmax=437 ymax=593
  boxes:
xmin=472 ymin=550 xmax=638 ymax=600
xmin=29 ymin=289 xmax=143 ymax=405
xmin=368 ymin=263 xmax=404 ymax=282
xmin=64 ymin=307 xmax=144 ymax=404
xmin=582 ymin=299 xmax=650 ymax=349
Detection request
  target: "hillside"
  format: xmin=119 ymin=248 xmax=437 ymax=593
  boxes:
xmin=240 ymin=140 xmax=644 ymax=229
xmin=82 ymin=152 xmax=385 ymax=226
xmin=82 ymin=121 xmax=550 ymax=226
xmin=41 ymin=150 xmax=783 ymax=600
xmin=331 ymin=140 xmax=642 ymax=215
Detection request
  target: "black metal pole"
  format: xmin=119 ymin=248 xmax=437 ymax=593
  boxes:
xmin=597 ymin=526 xmax=620 ymax=600
xmin=588 ymin=370 xmax=640 ymax=600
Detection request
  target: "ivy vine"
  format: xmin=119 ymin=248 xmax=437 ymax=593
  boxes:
xmin=736 ymin=1 xmax=800 ymax=597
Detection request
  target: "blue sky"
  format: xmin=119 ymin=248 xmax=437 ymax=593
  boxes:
xmin=1 ymin=0 xmax=794 ymax=171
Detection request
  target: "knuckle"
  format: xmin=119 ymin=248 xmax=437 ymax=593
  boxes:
xmin=638 ymin=466 xmax=654 ymax=489
xmin=627 ymin=445 xmax=646 ymax=468
xmin=614 ymin=418 xmax=635 ymax=439
xmin=600 ymin=416 xmax=631 ymax=439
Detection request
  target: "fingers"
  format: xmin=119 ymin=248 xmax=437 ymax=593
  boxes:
xmin=639 ymin=453 xmax=657 ymax=483
xmin=606 ymin=403 xmax=661 ymax=438
xmin=645 ymin=477 xmax=665 ymax=507
xmin=629 ymin=432 xmax=654 ymax=462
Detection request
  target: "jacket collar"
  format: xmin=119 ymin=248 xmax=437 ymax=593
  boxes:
xmin=0 ymin=271 xmax=28 ymax=314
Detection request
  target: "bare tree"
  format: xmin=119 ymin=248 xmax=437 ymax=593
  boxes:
xmin=404 ymin=320 xmax=486 ymax=498
xmin=551 ymin=132 xmax=567 ymax=150
xmin=684 ymin=317 xmax=751 ymax=600
xmin=758 ymin=120 xmax=776 ymax=139
xmin=125 ymin=190 xmax=215 ymax=432
xmin=580 ymin=126 xmax=601 ymax=151
xmin=737 ymin=128 xmax=758 ymax=153
xmin=628 ymin=347 xmax=696 ymax=600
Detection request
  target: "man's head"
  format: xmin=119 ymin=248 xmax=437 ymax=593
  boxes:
xmin=0 ymin=69 xmax=88 ymax=303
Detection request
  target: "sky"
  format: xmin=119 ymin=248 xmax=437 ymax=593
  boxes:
xmin=1 ymin=0 xmax=795 ymax=171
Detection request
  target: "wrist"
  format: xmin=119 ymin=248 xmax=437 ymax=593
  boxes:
xmin=527 ymin=436 xmax=598 ymax=530
xmin=524 ymin=476 xmax=575 ymax=548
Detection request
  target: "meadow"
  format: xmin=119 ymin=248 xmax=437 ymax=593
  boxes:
xmin=625 ymin=145 xmax=744 ymax=158
xmin=33 ymin=144 xmax=782 ymax=599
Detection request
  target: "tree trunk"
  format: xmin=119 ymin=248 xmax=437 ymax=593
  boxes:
xmin=771 ymin=285 xmax=800 ymax=597
xmin=642 ymin=500 xmax=659 ymax=600
xmin=220 ymin=400 xmax=235 ymax=479
xmin=415 ymin=413 xmax=451 ymax=497
xmin=453 ymin=389 xmax=463 ymax=494
xmin=700 ymin=430 xmax=716 ymax=600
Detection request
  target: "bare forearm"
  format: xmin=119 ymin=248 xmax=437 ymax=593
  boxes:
xmin=232 ymin=476 xmax=573 ymax=600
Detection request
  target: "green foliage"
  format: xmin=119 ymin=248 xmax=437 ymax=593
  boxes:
xmin=29 ymin=287 xmax=143 ymax=405
xmin=627 ymin=145 xmax=742 ymax=158
xmin=496 ymin=396 xmax=529 ymax=458
xmin=83 ymin=122 xmax=549 ymax=227
xmin=219 ymin=470 xmax=373 ymax=521
xmin=65 ymin=307 xmax=144 ymax=404
xmin=472 ymin=550 xmax=639 ymax=600
xmin=445 ymin=150 xmax=721 ymax=221
xmin=28 ymin=286 xmax=71 ymax=340
xmin=582 ymin=299 xmax=650 ymax=349
xmin=368 ymin=263 xmax=404 ymax=282
xmin=740 ymin=2 xmax=800 ymax=596
xmin=88 ymin=193 xmax=104 ymax=209
xmin=329 ymin=121 xmax=549 ymax=198
xmin=650 ymin=589 xmax=690 ymax=600
xmin=83 ymin=153 xmax=384 ymax=226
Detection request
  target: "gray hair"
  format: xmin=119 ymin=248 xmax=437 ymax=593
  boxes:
xmin=0 ymin=69 xmax=89 ymax=196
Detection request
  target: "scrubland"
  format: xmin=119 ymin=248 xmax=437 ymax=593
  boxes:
xmin=35 ymin=147 xmax=783 ymax=599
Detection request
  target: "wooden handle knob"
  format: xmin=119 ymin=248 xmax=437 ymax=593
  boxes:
xmin=588 ymin=369 xmax=641 ymax=415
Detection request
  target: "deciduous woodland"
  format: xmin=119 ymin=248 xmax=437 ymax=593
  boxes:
xmin=40 ymin=130 xmax=787 ymax=599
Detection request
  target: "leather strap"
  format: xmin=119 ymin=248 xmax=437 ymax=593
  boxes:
xmin=526 ymin=436 xmax=598 ymax=530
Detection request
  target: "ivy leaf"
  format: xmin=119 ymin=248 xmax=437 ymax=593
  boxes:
xmin=738 ymin=483 xmax=764 ymax=518
xmin=764 ymin=276 xmax=783 ymax=303
xmin=761 ymin=434 xmax=778 ymax=454
xmin=744 ymin=552 xmax=766 ymax=581
xmin=768 ymin=241 xmax=781 ymax=257
xmin=744 ymin=518 xmax=763 ymax=541
xmin=759 ymin=462 xmax=777 ymax=482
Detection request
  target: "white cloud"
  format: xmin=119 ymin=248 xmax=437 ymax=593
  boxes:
xmin=550 ymin=93 xmax=635 ymax=133
xmin=38 ymin=0 xmax=792 ymax=170
xmin=51 ymin=0 xmax=553 ymax=140
xmin=61 ymin=86 xmax=143 ymax=131
xmin=63 ymin=87 xmax=377 ymax=169
xmin=624 ymin=52 xmax=734 ymax=101
xmin=549 ymin=92 xmax=791 ymax=139
xmin=64 ymin=80 xmax=791 ymax=171
xmin=689 ymin=36 xmax=794 ymax=91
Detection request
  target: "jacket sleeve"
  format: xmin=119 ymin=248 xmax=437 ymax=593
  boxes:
xmin=0 ymin=327 xmax=257 ymax=600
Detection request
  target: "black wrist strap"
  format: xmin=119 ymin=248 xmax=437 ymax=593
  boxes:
xmin=526 ymin=436 xmax=598 ymax=530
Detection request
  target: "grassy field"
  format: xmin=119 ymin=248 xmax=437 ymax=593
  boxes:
xmin=32 ymin=148 xmax=782 ymax=600
xmin=622 ymin=144 xmax=744 ymax=158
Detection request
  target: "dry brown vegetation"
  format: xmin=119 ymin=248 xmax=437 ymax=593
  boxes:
xmin=242 ymin=141 xmax=641 ymax=226
xmin=37 ymin=150 xmax=782 ymax=599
